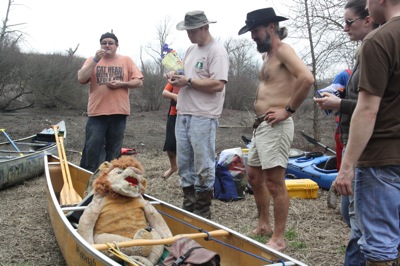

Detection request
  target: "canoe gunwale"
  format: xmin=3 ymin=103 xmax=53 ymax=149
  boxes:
xmin=144 ymin=194 xmax=307 ymax=266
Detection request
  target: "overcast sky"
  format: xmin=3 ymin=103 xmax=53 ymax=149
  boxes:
xmin=1 ymin=0 xmax=289 ymax=62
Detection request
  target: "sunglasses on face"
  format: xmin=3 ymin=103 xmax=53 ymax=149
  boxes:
xmin=101 ymin=41 xmax=115 ymax=46
xmin=345 ymin=18 xmax=361 ymax=27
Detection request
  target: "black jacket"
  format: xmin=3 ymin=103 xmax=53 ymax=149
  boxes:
xmin=339 ymin=60 xmax=359 ymax=145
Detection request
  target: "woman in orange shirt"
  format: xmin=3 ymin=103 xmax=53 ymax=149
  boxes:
xmin=162 ymin=83 xmax=180 ymax=179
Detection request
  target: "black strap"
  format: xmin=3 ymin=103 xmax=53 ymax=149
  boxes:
xmin=172 ymin=246 xmax=203 ymax=266
xmin=215 ymin=165 xmax=226 ymax=193
xmin=305 ymin=151 xmax=324 ymax=158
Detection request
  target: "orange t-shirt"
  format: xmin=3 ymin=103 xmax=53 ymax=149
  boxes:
xmin=164 ymin=83 xmax=180 ymax=116
xmin=83 ymin=55 xmax=143 ymax=116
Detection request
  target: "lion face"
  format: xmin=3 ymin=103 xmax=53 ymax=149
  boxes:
xmin=93 ymin=156 xmax=147 ymax=198
xmin=108 ymin=165 xmax=146 ymax=197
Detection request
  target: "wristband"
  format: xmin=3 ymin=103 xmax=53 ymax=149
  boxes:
xmin=285 ymin=105 xmax=296 ymax=113
xmin=93 ymin=57 xmax=99 ymax=63
xmin=187 ymin=78 xmax=192 ymax=88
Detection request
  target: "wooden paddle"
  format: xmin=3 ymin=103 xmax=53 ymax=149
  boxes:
xmin=52 ymin=125 xmax=82 ymax=206
xmin=92 ymin=229 xmax=230 ymax=251
xmin=0 ymin=129 xmax=23 ymax=156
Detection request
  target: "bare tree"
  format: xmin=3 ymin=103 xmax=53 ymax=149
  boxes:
xmin=27 ymin=53 xmax=86 ymax=109
xmin=0 ymin=1 xmax=87 ymax=111
xmin=0 ymin=0 xmax=26 ymax=46
xmin=224 ymin=37 xmax=259 ymax=110
xmin=137 ymin=17 xmax=175 ymax=111
xmin=0 ymin=0 xmax=31 ymax=111
xmin=133 ymin=60 xmax=164 ymax=111
xmin=145 ymin=16 xmax=175 ymax=72
xmin=0 ymin=47 xmax=34 ymax=111
xmin=66 ymin=44 xmax=80 ymax=57
xmin=285 ymin=0 xmax=358 ymax=139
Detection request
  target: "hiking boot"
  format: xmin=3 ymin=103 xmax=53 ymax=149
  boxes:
xmin=366 ymin=257 xmax=399 ymax=266
xmin=327 ymin=183 xmax=339 ymax=209
xmin=194 ymin=190 xmax=213 ymax=219
xmin=182 ymin=186 xmax=196 ymax=213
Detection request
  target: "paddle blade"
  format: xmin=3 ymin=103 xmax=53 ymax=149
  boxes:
xmin=59 ymin=186 xmax=82 ymax=206
xmin=301 ymin=131 xmax=318 ymax=145
xmin=301 ymin=131 xmax=336 ymax=155
xmin=59 ymin=184 xmax=82 ymax=206
xmin=52 ymin=125 xmax=82 ymax=206
xmin=59 ymin=186 xmax=74 ymax=206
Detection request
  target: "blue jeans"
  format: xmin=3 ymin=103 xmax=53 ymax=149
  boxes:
xmin=341 ymin=145 xmax=366 ymax=265
xmin=80 ymin=115 xmax=127 ymax=172
xmin=356 ymin=166 xmax=400 ymax=261
xmin=340 ymin=195 xmax=351 ymax=227
xmin=175 ymin=115 xmax=217 ymax=191
xmin=341 ymin=146 xmax=351 ymax=227
xmin=344 ymin=192 xmax=366 ymax=265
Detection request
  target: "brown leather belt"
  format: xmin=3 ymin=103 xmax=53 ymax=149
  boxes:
xmin=253 ymin=115 xmax=266 ymax=129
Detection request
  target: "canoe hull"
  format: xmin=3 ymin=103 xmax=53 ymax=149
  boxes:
xmin=0 ymin=121 xmax=66 ymax=189
xmin=45 ymin=155 xmax=307 ymax=266
xmin=45 ymin=156 xmax=119 ymax=266
xmin=0 ymin=143 xmax=56 ymax=188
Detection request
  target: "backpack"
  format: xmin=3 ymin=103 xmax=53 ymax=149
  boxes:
xmin=214 ymin=148 xmax=246 ymax=202
xmin=157 ymin=237 xmax=220 ymax=266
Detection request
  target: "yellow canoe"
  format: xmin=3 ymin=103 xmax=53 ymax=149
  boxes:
xmin=44 ymin=154 xmax=307 ymax=266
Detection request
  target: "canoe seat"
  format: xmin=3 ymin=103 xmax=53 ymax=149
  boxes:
xmin=323 ymin=157 xmax=337 ymax=170
xmin=71 ymin=222 xmax=79 ymax=229
xmin=66 ymin=191 xmax=93 ymax=225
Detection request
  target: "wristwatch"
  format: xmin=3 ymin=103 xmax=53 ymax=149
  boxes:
xmin=187 ymin=78 xmax=192 ymax=88
xmin=285 ymin=105 xmax=296 ymax=113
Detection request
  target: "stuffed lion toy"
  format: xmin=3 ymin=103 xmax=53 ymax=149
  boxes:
xmin=78 ymin=156 xmax=172 ymax=265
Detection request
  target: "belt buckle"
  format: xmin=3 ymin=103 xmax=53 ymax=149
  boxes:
xmin=253 ymin=114 xmax=266 ymax=129
xmin=255 ymin=114 xmax=266 ymax=122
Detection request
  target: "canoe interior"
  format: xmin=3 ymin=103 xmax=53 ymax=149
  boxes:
xmin=45 ymin=155 xmax=306 ymax=266
xmin=45 ymin=155 xmax=118 ymax=266
xmin=0 ymin=121 xmax=66 ymax=154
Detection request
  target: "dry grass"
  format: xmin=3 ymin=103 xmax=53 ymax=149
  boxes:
xmin=0 ymin=107 xmax=348 ymax=265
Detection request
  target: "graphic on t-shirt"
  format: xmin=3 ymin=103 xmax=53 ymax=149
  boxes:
xmin=95 ymin=66 xmax=124 ymax=85
xmin=195 ymin=61 xmax=203 ymax=70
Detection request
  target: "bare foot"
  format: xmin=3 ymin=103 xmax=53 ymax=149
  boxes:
xmin=162 ymin=168 xmax=176 ymax=180
xmin=266 ymin=239 xmax=287 ymax=252
xmin=250 ymin=225 xmax=272 ymax=237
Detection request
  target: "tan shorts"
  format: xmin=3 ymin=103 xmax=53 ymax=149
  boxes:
xmin=247 ymin=117 xmax=294 ymax=170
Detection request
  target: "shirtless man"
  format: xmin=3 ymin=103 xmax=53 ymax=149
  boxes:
xmin=238 ymin=8 xmax=314 ymax=251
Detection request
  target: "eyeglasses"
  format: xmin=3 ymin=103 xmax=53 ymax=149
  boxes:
xmin=101 ymin=41 xmax=115 ymax=46
xmin=345 ymin=18 xmax=361 ymax=27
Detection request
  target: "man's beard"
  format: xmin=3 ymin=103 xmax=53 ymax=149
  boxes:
xmin=256 ymin=34 xmax=271 ymax=53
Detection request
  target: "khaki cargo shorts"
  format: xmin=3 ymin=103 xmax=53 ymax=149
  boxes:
xmin=248 ymin=117 xmax=294 ymax=169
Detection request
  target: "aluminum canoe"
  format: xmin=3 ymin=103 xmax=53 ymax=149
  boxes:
xmin=0 ymin=121 xmax=65 ymax=189
xmin=44 ymin=154 xmax=307 ymax=266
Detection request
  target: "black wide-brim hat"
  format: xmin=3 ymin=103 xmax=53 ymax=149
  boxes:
xmin=238 ymin=7 xmax=288 ymax=35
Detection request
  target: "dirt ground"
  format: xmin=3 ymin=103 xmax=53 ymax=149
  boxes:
xmin=0 ymin=107 xmax=348 ymax=266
